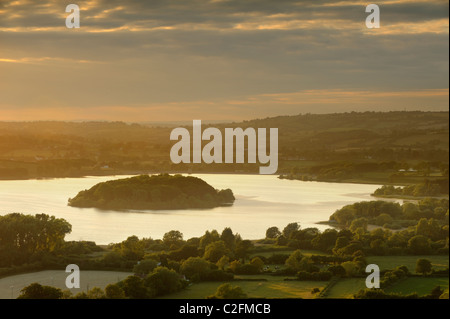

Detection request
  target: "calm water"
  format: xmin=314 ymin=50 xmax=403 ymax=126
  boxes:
xmin=0 ymin=174 xmax=384 ymax=244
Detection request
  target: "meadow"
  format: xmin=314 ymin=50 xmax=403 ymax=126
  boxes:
xmin=160 ymin=275 xmax=327 ymax=299
xmin=366 ymin=255 xmax=449 ymax=273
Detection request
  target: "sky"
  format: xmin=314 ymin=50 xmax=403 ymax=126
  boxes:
xmin=0 ymin=0 xmax=448 ymax=122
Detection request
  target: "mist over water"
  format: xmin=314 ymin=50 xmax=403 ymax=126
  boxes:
xmin=0 ymin=174 xmax=385 ymax=245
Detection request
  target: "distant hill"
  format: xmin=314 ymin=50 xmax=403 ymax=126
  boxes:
xmin=68 ymin=174 xmax=235 ymax=210
xmin=0 ymin=111 xmax=448 ymax=180
xmin=217 ymin=111 xmax=449 ymax=152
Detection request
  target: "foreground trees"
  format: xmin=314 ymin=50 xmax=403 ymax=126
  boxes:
xmin=17 ymin=283 xmax=63 ymax=299
xmin=416 ymin=259 xmax=432 ymax=275
xmin=3 ymin=196 xmax=449 ymax=300
xmin=0 ymin=213 xmax=72 ymax=267
xmin=207 ymin=283 xmax=247 ymax=299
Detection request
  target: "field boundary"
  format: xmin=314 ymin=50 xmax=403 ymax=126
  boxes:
xmin=317 ymin=277 xmax=341 ymax=299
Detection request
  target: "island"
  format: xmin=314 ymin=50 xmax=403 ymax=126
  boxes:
xmin=68 ymin=174 xmax=235 ymax=210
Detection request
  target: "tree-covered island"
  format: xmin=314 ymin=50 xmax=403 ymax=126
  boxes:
xmin=68 ymin=174 xmax=235 ymax=210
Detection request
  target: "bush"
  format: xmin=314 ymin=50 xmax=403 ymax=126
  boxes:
xmin=17 ymin=283 xmax=63 ymax=299
xmin=327 ymin=265 xmax=346 ymax=276
xmin=144 ymin=267 xmax=185 ymax=297
xmin=133 ymin=259 xmax=158 ymax=276
xmin=207 ymin=283 xmax=247 ymax=299
xmin=180 ymin=257 xmax=211 ymax=281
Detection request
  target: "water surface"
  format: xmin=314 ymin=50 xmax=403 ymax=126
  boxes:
xmin=0 ymin=174 xmax=384 ymax=244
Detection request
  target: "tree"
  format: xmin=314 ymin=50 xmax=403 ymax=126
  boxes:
xmin=220 ymin=227 xmax=236 ymax=250
xmin=311 ymin=229 xmax=338 ymax=252
xmin=199 ymin=230 xmax=220 ymax=249
xmin=387 ymin=233 xmax=407 ymax=249
xmin=276 ymin=235 xmax=288 ymax=246
xmin=408 ymin=235 xmax=432 ymax=255
xmin=403 ymin=202 xmax=421 ymax=220
xmin=266 ymin=226 xmax=281 ymax=239
xmin=208 ymin=283 xmax=247 ymax=299
xmin=122 ymin=275 xmax=148 ymax=299
xmin=370 ymin=239 xmax=386 ymax=255
xmin=328 ymin=265 xmax=346 ymax=276
xmin=204 ymin=241 xmax=230 ymax=263
xmin=144 ymin=267 xmax=184 ymax=297
xmin=168 ymin=244 xmax=199 ymax=261
xmin=375 ymin=213 xmax=393 ymax=226
xmin=333 ymin=236 xmax=350 ymax=253
xmin=0 ymin=213 xmax=72 ymax=267
xmin=285 ymin=250 xmax=304 ymax=271
xmin=341 ymin=261 xmax=359 ymax=277
xmin=250 ymin=257 xmax=264 ymax=272
xmin=283 ymin=222 xmax=300 ymax=239
xmin=331 ymin=206 xmax=355 ymax=225
xmin=105 ymin=284 xmax=125 ymax=299
xmin=102 ymin=251 xmax=124 ymax=267
xmin=163 ymin=230 xmax=184 ymax=248
xmin=17 ymin=283 xmax=63 ymax=299
xmin=349 ymin=218 xmax=368 ymax=232
xmin=416 ymin=218 xmax=441 ymax=241
xmin=235 ymin=240 xmax=253 ymax=263
xmin=415 ymin=258 xmax=432 ymax=275
xmin=180 ymin=257 xmax=211 ymax=281
xmin=133 ymin=259 xmax=158 ymax=276
xmin=229 ymin=260 xmax=241 ymax=273
xmin=216 ymin=255 xmax=230 ymax=271
xmin=430 ymin=286 xmax=444 ymax=299
xmin=86 ymin=287 xmax=105 ymax=299
xmin=116 ymin=235 xmax=145 ymax=261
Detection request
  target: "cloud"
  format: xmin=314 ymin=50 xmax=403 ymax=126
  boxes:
xmin=0 ymin=0 xmax=447 ymax=32
xmin=0 ymin=0 xmax=448 ymax=120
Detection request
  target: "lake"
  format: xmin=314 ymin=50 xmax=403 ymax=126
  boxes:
xmin=0 ymin=174 xmax=386 ymax=245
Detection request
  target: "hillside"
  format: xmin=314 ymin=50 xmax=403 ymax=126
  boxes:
xmin=0 ymin=111 xmax=448 ymax=183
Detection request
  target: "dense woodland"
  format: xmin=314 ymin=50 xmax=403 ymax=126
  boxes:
xmin=68 ymin=174 xmax=235 ymax=210
xmin=0 ymin=112 xmax=448 ymax=185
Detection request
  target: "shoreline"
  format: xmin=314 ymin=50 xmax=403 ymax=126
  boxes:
xmin=371 ymin=194 xmax=449 ymax=201
xmin=0 ymin=170 xmax=391 ymax=187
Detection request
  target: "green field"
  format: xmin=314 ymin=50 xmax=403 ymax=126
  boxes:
xmin=367 ymin=256 xmax=449 ymax=273
xmin=385 ymin=277 xmax=449 ymax=296
xmin=161 ymin=276 xmax=327 ymax=299
xmin=323 ymin=278 xmax=367 ymax=299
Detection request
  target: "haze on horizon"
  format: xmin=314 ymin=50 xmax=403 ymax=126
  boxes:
xmin=0 ymin=0 xmax=448 ymax=122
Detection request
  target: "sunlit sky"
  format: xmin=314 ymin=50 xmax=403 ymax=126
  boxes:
xmin=0 ymin=0 xmax=448 ymax=122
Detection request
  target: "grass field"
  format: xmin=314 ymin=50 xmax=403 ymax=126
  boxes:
xmin=161 ymin=275 xmax=327 ymax=299
xmin=385 ymin=277 xmax=449 ymax=296
xmin=324 ymin=278 xmax=367 ymax=299
xmin=366 ymin=255 xmax=449 ymax=273
xmin=0 ymin=270 xmax=133 ymax=299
